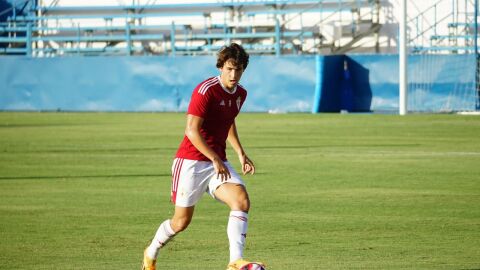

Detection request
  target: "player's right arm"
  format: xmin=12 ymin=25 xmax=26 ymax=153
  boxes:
xmin=185 ymin=114 xmax=231 ymax=181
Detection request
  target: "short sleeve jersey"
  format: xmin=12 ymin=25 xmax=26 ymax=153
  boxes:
xmin=175 ymin=76 xmax=247 ymax=161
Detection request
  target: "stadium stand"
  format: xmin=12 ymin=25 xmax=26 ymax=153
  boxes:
xmin=1 ymin=0 xmax=478 ymax=56
xmin=0 ymin=0 xmax=389 ymax=56
xmin=1 ymin=0 xmax=477 ymax=56
xmin=0 ymin=1 xmax=478 ymax=113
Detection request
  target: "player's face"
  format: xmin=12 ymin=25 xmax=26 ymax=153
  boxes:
xmin=219 ymin=59 xmax=244 ymax=91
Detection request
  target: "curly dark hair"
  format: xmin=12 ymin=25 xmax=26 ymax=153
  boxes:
xmin=216 ymin=43 xmax=249 ymax=70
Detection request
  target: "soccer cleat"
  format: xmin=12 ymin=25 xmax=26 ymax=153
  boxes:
xmin=227 ymin=258 xmax=266 ymax=270
xmin=141 ymin=249 xmax=156 ymax=270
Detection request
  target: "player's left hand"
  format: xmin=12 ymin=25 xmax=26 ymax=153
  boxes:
xmin=239 ymin=154 xmax=255 ymax=175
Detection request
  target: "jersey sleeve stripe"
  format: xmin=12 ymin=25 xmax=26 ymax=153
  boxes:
xmin=199 ymin=79 xmax=217 ymax=95
xmin=200 ymin=81 xmax=219 ymax=95
xmin=197 ymin=77 xmax=217 ymax=95
xmin=198 ymin=77 xmax=219 ymax=95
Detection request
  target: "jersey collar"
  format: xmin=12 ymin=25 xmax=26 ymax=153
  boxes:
xmin=217 ymin=76 xmax=237 ymax=94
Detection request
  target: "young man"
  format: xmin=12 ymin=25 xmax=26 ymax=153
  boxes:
xmin=142 ymin=43 xmax=264 ymax=270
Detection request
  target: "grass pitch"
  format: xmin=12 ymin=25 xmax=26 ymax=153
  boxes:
xmin=0 ymin=112 xmax=479 ymax=269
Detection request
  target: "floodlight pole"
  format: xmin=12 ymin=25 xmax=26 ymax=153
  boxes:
xmin=399 ymin=0 xmax=408 ymax=115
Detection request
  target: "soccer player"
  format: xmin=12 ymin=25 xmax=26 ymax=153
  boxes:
xmin=142 ymin=43 xmax=264 ymax=270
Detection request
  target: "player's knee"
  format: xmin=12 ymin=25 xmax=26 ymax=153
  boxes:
xmin=240 ymin=198 xmax=250 ymax=212
xmin=171 ymin=216 xmax=191 ymax=233
xmin=233 ymin=195 xmax=250 ymax=212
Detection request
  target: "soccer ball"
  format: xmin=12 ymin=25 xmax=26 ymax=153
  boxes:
xmin=240 ymin=263 xmax=265 ymax=270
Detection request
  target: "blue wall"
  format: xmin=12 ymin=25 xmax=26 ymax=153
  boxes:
xmin=0 ymin=56 xmax=316 ymax=112
xmin=0 ymin=54 xmax=476 ymax=112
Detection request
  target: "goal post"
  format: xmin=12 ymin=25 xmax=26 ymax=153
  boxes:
xmin=475 ymin=0 xmax=479 ymax=111
xmin=399 ymin=0 xmax=408 ymax=115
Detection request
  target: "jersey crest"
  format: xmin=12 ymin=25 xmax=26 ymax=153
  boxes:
xmin=236 ymin=97 xmax=242 ymax=110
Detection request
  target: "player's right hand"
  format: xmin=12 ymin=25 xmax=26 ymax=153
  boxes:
xmin=213 ymin=157 xmax=231 ymax=181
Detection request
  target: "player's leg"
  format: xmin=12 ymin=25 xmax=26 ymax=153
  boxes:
xmin=143 ymin=206 xmax=194 ymax=270
xmin=214 ymin=182 xmax=250 ymax=211
xmin=143 ymin=158 xmax=210 ymax=269
xmin=145 ymin=206 xmax=194 ymax=257
xmin=170 ymin=205 xmax=195 ymax=232
xmin=214 ymin=183 xmax=250 ymax=263
xmin=214 ymin=184 xmax=265 ymax=269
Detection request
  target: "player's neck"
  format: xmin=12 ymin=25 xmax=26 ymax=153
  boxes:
xmin=217 ymin=76 xmax=237 ymax=94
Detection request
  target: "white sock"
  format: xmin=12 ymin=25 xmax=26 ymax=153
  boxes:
xmin=146 ymin=219 xmax=176 ymax=259
xmin=227 ymin=210 xmax=248 ymax=263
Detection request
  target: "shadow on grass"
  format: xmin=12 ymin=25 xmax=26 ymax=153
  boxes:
xmin=3 ymin=145 xmax=421 ymax=153
xmin=4 ymin=147 xmax=178 ymax=153
xmin=0 ymin=173 xmax=170 ymax=180
xmin=249 ymin=143 xmax=421 ymax=149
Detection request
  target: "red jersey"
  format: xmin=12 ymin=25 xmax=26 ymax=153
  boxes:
xmin=175 ymin=76 xmax=247 ymax=161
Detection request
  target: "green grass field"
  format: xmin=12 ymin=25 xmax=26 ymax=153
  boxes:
xmin=0 ymin=112 xmax=479 ymax=269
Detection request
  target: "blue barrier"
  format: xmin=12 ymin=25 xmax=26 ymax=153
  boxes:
xmin=0 ymin=56 xmax=316 ymax=112
xmin=0 ymin=54 xmax=476 ymax=112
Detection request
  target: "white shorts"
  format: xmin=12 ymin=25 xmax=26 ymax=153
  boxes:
xmin=170 ymin=158 xmax=245 ymax=207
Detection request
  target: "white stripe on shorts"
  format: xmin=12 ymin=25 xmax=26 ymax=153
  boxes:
xmin=171 ymin=158 xmax=184 ymax=204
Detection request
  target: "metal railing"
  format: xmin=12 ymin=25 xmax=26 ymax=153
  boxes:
xmin=0 ymin=0 xmax=390 ymax=56
xmin=407 ymin=0 xmax=479 ymax=54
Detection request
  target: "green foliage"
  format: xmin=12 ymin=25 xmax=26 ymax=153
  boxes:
xmin=0 ymin=112 xmax=479 ymax=269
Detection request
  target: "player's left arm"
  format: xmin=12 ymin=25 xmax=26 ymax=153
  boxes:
xmin=227 ymin=121 xmax=255 ymax=175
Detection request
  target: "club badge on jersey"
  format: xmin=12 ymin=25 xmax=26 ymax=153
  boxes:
xmin=236 ymin=97 xmax=242 ymax=110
